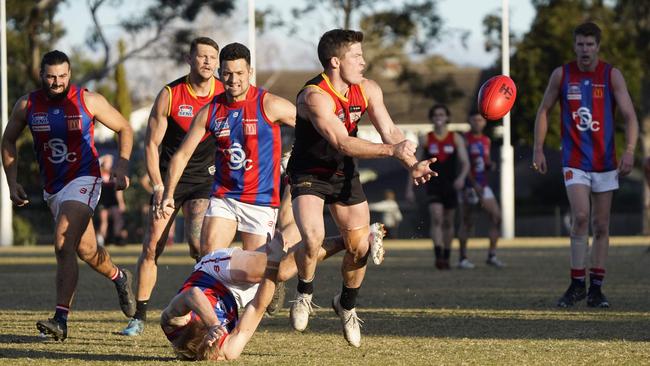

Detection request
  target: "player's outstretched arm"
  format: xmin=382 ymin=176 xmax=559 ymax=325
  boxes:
xmin=533 ymin=67 xmax=562 ymax=174
xmin=145 ymin=87 xmax=171 ymax=203
xmin=299 ymin=88 xmax=396 ymax=159
xmin=86 ymin=91 xmax=134 ymax=190
xmin=219 ymin=235 xmax=285 ymax=360
xmin=263 ymin=93 xmax=296 ymax=127
xmin=1 ymin=95 xmax=30 ymax=206
xmin=611 ymin=68 xmax=638 ymax=176
xmin=161 ymin=104 xmax=210 ymax=219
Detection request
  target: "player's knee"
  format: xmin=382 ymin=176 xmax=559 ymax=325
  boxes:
xmin=572 ymin=211 xmax=589 ymax=230
xmin=431 ymin=214 xmax=444 ymax=228
xmin=343 ymin=226 xmax=370 ymax=264
xmin=592 ymin=218 xmax=609 ymax=239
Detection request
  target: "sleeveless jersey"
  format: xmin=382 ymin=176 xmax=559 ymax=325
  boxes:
xmin=26 ymin=85 xmax=100 ymax=194
xmin=465 ymin=132 xmax=491 ymax=187
xmin=175 ymin=270 xmax=239 ymax=336
xmin=206 ymin=86 xmax=282 ymax=207
xmin=160 ymin=75 xmax=224 ymax=184
xmin=423 ymin=131 xmax=457 ymax=184
xmin=288 ymin=73 xmax=368 ymax=177
xmin=560 ymin=61 xmax=616 ymax=172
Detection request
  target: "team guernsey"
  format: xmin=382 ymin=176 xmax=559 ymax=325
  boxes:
xmin=560 ymin=61 xmax=616 ymax=172
xmin=465 ymin=132 xmax=491 ymax=187
xmin=160 ymin=75 xmax=224 ymax=184
xmin=288 ymin=73 xmax=368 ymax=177
xmin=206 ymin=86 xmax=282 ymax=207
xmin=424 ymin=132 xmax=457 ymax=185
xmin=26 ymin=85 xmax=100 ymax=194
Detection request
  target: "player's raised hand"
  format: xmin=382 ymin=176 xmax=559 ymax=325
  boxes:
xmin=9 ymin=183 xmax=29 ymax=206
xmin=205 ymin=324 xmax=229 ymax=348
xmin=410 ymin=157 xmax=438 ymax=186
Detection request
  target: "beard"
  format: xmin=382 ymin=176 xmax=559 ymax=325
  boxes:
xmin=42 ymin=81 xmax=70 ymax=101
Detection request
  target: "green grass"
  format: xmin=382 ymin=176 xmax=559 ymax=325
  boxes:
xmin=1 ymin=238 xmax=649 ymax=365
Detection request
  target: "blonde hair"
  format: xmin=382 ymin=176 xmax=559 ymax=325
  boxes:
xmin=171 ymin=321 xmax=223 ymax=361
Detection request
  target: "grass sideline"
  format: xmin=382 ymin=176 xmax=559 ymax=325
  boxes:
xmin=1 ymin=238 xmax=649 ymax=365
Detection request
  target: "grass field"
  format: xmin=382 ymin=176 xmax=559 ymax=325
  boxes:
xmin=1 ymin=237 xmax=649 ymax=365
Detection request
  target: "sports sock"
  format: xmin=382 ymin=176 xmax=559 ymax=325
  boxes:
xmin=434 ymin=246 xmax=442 ymax=259
xmin=487 ymin=250 xmax=496 ymax=259
xmin=570 ymin=268 xmax=586 ymax=286
xmin=134 ymin=300 xmax=148 ymax=321
xmin=297 ymin=277 xmax=314 ymax=295
xmin=340 ymin=284 xmax=360 ymax=311
xmin=111 ymin=267 xmax=126 ymax=286
xmin=443 ymin=248 xmax=451 ymax=260
xmin=54 ymin=304 xmax=69 ymax=323
xmin=589 ymin=267 xmax=606 ymax=290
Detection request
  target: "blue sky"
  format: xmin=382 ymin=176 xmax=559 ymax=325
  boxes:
xmin=55 ymin=0 xmax=535 ymax=69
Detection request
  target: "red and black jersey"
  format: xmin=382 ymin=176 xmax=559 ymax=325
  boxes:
xmin=159 ymin=75 xmax=224 ymax=184
xmin=288 ymin=73 xmax=368 ymax=178
xmin=423 ymin=131 xmax=458 ymax=184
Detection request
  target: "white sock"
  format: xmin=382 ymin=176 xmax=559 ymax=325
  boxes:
xmin=570 ymin=235 xmax=589 ymax=269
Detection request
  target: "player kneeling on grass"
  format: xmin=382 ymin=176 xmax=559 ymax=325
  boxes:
xmin=161 ymin=224 xmax=385 ymax=360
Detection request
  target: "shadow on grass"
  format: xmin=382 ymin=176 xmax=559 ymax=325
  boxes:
xmin=260 ymin=311 xmax=650 ymax=342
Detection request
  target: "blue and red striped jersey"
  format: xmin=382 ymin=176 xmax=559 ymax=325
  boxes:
xmin=465 ymin=132 xmax=491 ymax=187
xmin=206 ymin=86 xmax=282 ymax=207
xmin=560 ymin=61 xmax=617 ymax=172
xmin=26 ymin=85 xmax=100 ymax=194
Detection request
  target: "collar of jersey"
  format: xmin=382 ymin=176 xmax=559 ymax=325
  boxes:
xmin=321 ymin=72 xmax=350 ymax=102
xmin=184 ymin=75 xmax=215 ymax=99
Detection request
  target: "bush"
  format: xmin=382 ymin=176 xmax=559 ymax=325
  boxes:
xmin=13 ymin=214 xmax=36 ymax=246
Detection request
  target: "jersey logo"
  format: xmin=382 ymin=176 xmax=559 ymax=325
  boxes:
xmin=349 ymin=105 xmax=362 ymax=123
xmin=443 ymin=145 xmax=455 ymax=154
xmin=213 ymin=118 xmax=230 ymax=137
xmin=428 ymin=144 xmax=439 ymax=155
xmin=208 ymin=165 xmax=216 ymax=175
xmin=593 ymin=86 xmax=604 ymax=98
xmin=178 ymin=104 xmax=194 ymax=117
xmin=567 ymin=83 xmax=582 ymax=100
xmin=32 ymin=113 xmax=49 ymax=125
xmin=573 ymin=107 xmax=600 ymax=132
xmin=67 ymin=119 xmax=81 ymax=131
xmin=45 ymin=138 xmax=77 ymax=163
xmin=243 ymin=121 xmax=257 ymax=136
xmin=227 ymin=143 xmax=252 ymax=171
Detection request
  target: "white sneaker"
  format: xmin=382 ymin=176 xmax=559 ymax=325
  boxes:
xmin=369 ymin=222 xmax=386 ymax=265
xmin=289 ymin=292 xmax=316 ymax=331
xmin=486 ymin=256 xmax=505 ymax=268
xmin=332 ymin=293 xmax=363 ymax=347
xmin=457 ymin=258 xmax=475 ymax=269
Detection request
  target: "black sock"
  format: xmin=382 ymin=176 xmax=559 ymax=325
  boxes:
xmin=297 ymin=278 xmax=314 ymax=295
xmin=134 ymin=300 xmax=148 ymax=321
xmin=443 ymin=248 xmax=451 ymax=260
xmin=434 ymin=246 xmax=442 ymax=259
xmin=340 ymin=284 xmax=360 ymax=310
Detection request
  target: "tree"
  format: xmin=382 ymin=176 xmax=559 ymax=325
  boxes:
xmin=114 ymin=39 xmax=132 ymax=121
xmin=497 ymin=0 xmax=640 ymax=148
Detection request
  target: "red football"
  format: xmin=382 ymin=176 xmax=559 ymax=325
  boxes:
xmin=477 ymin=75 xmax=517 ymax=120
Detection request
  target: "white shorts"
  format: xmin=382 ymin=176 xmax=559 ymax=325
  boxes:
xmin=194 ymin=247 xmax=259 ymax=308
xmin=562 ymin=167 xmax=619 ymax=193
xmin=43 ymin=176 xmax=102 ymax=219
xmin=205 ymin=197 xmax=278 ymax=237
xmin=462 ymin=185 xmax=495 ymax=205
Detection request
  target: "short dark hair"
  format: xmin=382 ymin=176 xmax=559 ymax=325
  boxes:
xmin=190 ymin=37 xmax=219 ymax=55
xmin=317 ymin=29 xmax=364 ymax=69
xmin=429 ymin=104 xmax=450 ymax=120
xmin=220 ymin=42 xmax=250 ymax=66
xmin=574 ymin=22 xmax=601 ymax=44
xmin=40 ymin=50 xmax=70 ymax=72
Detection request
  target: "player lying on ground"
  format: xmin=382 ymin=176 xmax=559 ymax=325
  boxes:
xmin=160 ymin=224 xmax=385 ymax=360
